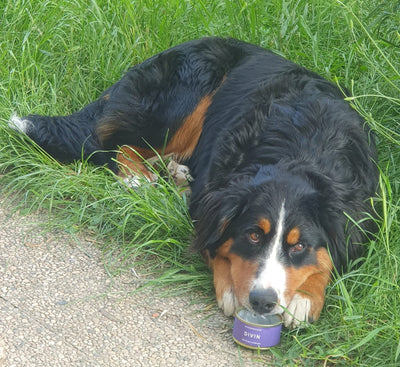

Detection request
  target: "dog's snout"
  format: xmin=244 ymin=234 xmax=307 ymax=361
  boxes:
xmin=249 ymin=287 xmax=278 ymax=314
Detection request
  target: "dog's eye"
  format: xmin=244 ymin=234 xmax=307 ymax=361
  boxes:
xmin=290 ymin=243 xmax=306 ymax=254
xmin=248 ymin=232 xmax=261 ymax=244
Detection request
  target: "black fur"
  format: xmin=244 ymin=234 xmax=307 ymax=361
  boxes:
xmin=189 ymin=70 xmax=379 ymax=269
xmin=14 ymin=37 xmax=379 ymax=319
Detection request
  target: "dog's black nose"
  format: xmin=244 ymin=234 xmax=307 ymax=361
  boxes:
xmin=249 ymin=287 xmax=278 ymax=314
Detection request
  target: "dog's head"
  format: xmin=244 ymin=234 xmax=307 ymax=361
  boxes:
xmin=192 ymin=166 xmax=338 ymax=322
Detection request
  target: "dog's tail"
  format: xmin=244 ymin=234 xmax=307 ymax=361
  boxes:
xmin=9 ymin=99 xmax=113 ymax=167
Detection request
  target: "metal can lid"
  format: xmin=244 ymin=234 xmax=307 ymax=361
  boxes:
xmin=236 ymin=309 xmax=282 ymax=327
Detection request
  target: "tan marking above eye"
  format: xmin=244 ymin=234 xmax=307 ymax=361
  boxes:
xmin=287 ymin=227 xmax=301 ymax=245
xmin=258 ymin=218 xmax=271 ymax=235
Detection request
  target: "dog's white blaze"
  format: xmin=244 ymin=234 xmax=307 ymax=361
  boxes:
xmin=8 ymin=114 xmax=32 ymax=134
xmin=252 ymin=202 xmax=287 ymax=313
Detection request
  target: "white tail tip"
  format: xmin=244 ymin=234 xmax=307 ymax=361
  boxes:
xmin=8 ymin=113 xmax=33 ymax=134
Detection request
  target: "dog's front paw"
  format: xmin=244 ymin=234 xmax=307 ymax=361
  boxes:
xmin=283 ymin=294 xmax=314 ymax=328
xmin=218 ymin=290 xmax=239 ymax=316
xmin=122 ymin=171 xmax=158 ymax=188
xmin=167 ymin=160 xmax=193 ymax=186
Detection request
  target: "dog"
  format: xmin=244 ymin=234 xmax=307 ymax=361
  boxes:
xmin=10 ymin=37 xmax=379 ymax=328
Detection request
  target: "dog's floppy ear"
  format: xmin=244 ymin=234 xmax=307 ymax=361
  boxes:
xmin=303 ymin=171 xmax=351 ymax=270
xmin=190 ymin=188 xmax=244 ymax=255
xmin=304 ymin=191 xmax=347 ymax=269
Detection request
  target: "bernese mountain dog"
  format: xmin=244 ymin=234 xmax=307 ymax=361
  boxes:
xmin=10 ymin=37 xmax=379 ymax=328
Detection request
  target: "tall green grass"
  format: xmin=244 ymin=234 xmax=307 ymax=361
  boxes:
xmin=1 ymin=0 xmax=399 ymax=365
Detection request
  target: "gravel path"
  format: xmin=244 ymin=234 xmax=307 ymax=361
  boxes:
xmin=0 ymin=202 xmax=272 ymax=366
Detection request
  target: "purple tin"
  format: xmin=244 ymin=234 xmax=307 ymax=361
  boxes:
xmin=232 ymin=310 xmax=282 ymax=349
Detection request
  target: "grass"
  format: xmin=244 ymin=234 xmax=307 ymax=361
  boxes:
xmin=0 ymin=0 xmax=399 ymax=365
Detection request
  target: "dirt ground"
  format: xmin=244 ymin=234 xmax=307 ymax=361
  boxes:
xmin=0 ymin=200 xmax=273 ymax=366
